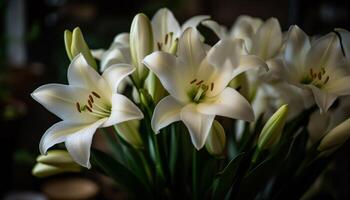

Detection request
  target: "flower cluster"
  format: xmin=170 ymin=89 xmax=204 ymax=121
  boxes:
xmin=31 ymin=8 xmax=350 ymax=199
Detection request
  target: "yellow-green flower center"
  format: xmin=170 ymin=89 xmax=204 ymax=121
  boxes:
xmin=75 ymin=91 xmax=111 ymax=118
xmin=188 ymin=79 xmax=215 ymax=103
xmin=301 ymin=67 xmax=330 ymax=88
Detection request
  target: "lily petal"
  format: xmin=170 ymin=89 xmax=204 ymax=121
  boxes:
xmin=308 ymin=85 xmax=337 ymax=113
xmin=283 ymin=25 xmax=310 ymax=78
xmin=102 ymin=94 xmax=144 ymax=127
xmin=68 ymin=54 xmax=111 ymax=98
xmin=230 ymin=15 xmax=262 ymax=51
xmin=151 ymin=8 xmax=181 ymax=43
xmin=201 ymin=20 xmax=227 ymax=39
xmin=178 ymin=28 xmax=207 ymax=72
xmin=336 ymin=28 xmax=350 ymax=58
xmin=234 ymin=55 xmax=268 ymax=78
xmin=113 ymin=33 xmax=130 ymax=46
xmin=39 ymin=121 xmax=90 ymax=155
xmin=152 ymin=95 xmax=183 ymax=133
xmin=180 ymin=104 xmax=215 ymax=149
xmin=251 ymin=18 xmax=282 ymax=60
xmin=207 ymin=38 xmax=247 ymax=70
xmin=102 ymin=64 xmax=135 ymax=93
xmin=100 ymin=46 xmax=130 ymax=71
xmin=324 ymin=76 xmax=350 ymax=95
xmin=197 ymin=87 xmax=254 ymax=122
xmin=143 ymin=51 xmax=191 ymax=102
xmin=65 ymin=119 xmax=106 ymax=168
xmin=181 ymin=15 xmax=210 ymax=33
xmin=305 ymin=33 xmax=343 ymax=71
xmin=31 ymin=84 xmax=97 ymax=122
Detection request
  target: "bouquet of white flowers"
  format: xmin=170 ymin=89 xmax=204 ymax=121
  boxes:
xmin=31 ymin=8 xmax=350 ymax=199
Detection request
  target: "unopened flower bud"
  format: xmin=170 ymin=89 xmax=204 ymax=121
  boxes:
xmin=318 ymin=118 xmax=350 ymax=154
xmin=64 ymin=27 xmax=97 ymax=69
xmin=37 ymin=150 xmax=75 ymax=167
xmin=258 ymin=104 xmax=288 ymax=150
xmin=205 ymin=120 xmax=226 ymax=158
xmin=33 ymin=150 xmax=80 ymax=178
xmin=130 ymin=13 xmax=153 ymax=85
xmin=32 ymin=163 xmax=80 ymax=178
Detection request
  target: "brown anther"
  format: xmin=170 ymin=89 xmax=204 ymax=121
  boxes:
xmin=318 ymin=72 xmax=322 ymax=80
xmin=165 ymin=34 xmax=168 ymax=44
xmin=76 ymin=102 xmax=81 ymax=113
xmin=322 ymin=67 xmax=326 ymax=75
xmin=190 ymin=79 xmax=197 ymax=84
xmin=89 ymin=95 xmax=94 ymax=103
xmin=92 ymin=91 xmax=101 ymax=98
xmin=86 ymin=105 xmax=93 ymax=112
xmin=196 ymin=80 xmax=204 ymax=85
xmin=309 ymin=68 xmax=314 ymax=77
xmin=324 ymin=76 xmax=330 ymax=84
xmin=157 ymin=42 xmax=162 ymax=50
xmin=88 ymin=100 xmax=93 ymax=108
xmin=313 ymin=73 xmax=317 ymax=79
xmin=210 ymin=83 xmax=214 ymax=91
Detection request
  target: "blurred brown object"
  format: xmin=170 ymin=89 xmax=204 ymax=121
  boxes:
xmin=41 ymin=177 xmax=99 ymax=200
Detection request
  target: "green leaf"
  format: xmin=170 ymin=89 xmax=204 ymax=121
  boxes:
xmin=212 ymin=153 xmax=246 ymax=199
xmin=90 ymin=149 xmax=152 ymax=199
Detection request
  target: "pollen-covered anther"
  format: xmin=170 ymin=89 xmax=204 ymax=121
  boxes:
xmin=196 ymin=80 xmax=204 ymax=85
xmin=76 ymin=102 xmax=81 ymax=113
xmin=85 ymin=105 xmax=93 ymax=112
xmin=89 ymin=95 xmax=94 ymax=103
xmin=88 ymin=99 xmax=93 ymax=108
xmin=92 ymin=91 xmax=101 ymax=98
xmin=324 ymin=76 xmax=330 ymax=84
xmin=157 ymin=42 xmax=162 ymax=50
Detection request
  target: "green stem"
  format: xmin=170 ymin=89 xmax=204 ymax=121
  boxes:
xmin=192 ymin=148 xmax=198 ymax=200
xmin=137 ymin=150 xmax=153 ymax=185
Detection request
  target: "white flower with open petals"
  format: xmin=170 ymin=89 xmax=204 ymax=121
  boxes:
xmin=277 ymin=25 xmax=350 ymax=113
xmin=202 ymin=16 xmax=282 ymax=61
xmin=151 ymin=7 xmax=209 ymax=53
xmin=143 ymin=28 xmax=264 ymax=149
xmin=31 ymin=54 xmax=143 ymax=168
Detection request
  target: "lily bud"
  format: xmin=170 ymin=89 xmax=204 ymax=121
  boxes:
xmin=205 ymin=120 xmax=226 ymax=158
xmin=130 ymin=13 xmax=153 ymax=85
xmin=37 ymin=150 xmax=75 ymax=167
xmin=32 ymin=163 xmax=80 ymax=178
xmin=114 ymin=120 xmax=143 ymax=149
xmin=318 ymin=118 xmax=350 ymax=154
xmin=64 ymin=27 xmax=97 ymax=69
xmin=258 ymin=104 xmax=288 ymax=150
xmin=144 ymin=72 xmax=167 ymax=103
xmin=33 ymin=150 xmax=81 ymax=178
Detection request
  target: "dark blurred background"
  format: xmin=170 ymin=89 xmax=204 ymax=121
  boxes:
xmin=1 ymin=0 xmax=350 ymax=199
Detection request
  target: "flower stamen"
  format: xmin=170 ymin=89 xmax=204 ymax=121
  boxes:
xmin=76 ymin=102 xmax=81 ymax=113
xmin=92 ymin=91 xmax=101 ymax=98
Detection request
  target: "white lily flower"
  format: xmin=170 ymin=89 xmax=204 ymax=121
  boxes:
xmin=202 ymin=16 xmax=282 ymax=61
xmin=31 ymin=54 xmax=143 ymax=168
xmin=151 ymin=7 xmax=209 ymax=53
xmin=143 ymin=28 xmax=263 ymax=149
xmin=276 ymin=25 xmax=350 ymax=113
